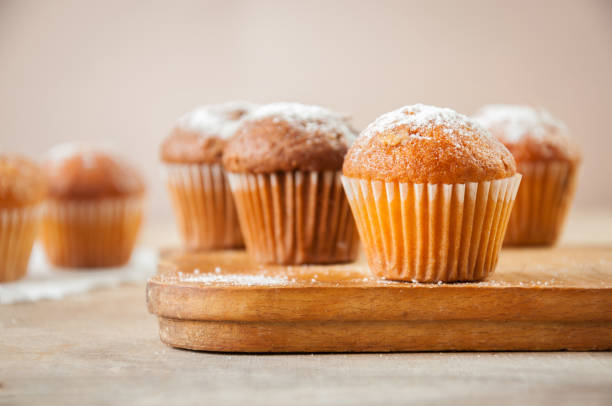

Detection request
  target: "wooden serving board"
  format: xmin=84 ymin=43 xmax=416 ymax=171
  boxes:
xmin=147 ymin=246 xmax=612 ymax=352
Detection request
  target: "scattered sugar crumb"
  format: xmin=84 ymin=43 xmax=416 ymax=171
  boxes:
xmin=177 ymin=272 xmax=289 ymax=286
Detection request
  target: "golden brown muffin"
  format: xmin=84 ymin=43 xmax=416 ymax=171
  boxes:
xmin=160 ymin=102 xmax=255 ymax=250
xmin=343 ymin=104 xmax=516 ymax=183
xmin=475 ymin=105 xmax=581 ymax=246
xmin=0 ymin=155 xmax=46 ymax=208
xmin=161 ymin=102 xmax=255 ymax=165
xmin=41 ymin=144 xmax=145 ymax=268
xmin=0 ymin=155 xmax=45 ymax=282
xmin=342 ymin=104 xmax=521 ymax=283
xmin=224 ymin=102 xmax=359 ymax=265
xmin=45 ymin=144 xmax=144 ymax=200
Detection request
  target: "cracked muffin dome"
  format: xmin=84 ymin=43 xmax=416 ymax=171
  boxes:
xmin=343 ymin=104 xmax=516 ymax=184
xmin=44 ymin=143 xmax=145 ymax=199
xmin=161 ymin=101 xmax=256 ymax=165
xmin=0 ymin=155 xmax=46 ymax=208
xmin=222 ymin=102 xmax=357 ymax=173
xmin=474 ymin=104 xmax=581 ymax=163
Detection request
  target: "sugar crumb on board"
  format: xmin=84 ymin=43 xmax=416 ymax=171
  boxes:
xmin=174 ymin=271 xmax=290 ymax=287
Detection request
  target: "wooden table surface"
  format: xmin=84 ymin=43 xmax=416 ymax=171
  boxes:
xmin=2 ymin=209 xmax=612 ymax=406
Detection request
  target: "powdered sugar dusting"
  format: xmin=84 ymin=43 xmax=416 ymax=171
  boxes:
xmin=46 ymin=142 xmax=98 ymax=164
xmin=245 ymin=102 xmax=356 ymax=143
xmin=474 ymin=105 xmax=568 ymax=143
xmin=177 ymin=102 xmax=255 ymax=139
xmin=176 ymin=271 xmax=289 ymax=286
xmin=46 ymin=143 xmax=117 ymax=171
xmin=361 ymin=103 xmax=484 ymax=141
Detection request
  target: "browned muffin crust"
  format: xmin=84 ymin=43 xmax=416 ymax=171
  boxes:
xmin=161 ymin=129 xmax=228 ymax=165
xmin=474 ymin=105 xmax=581 ymax=163
xmin=223 ymin=103 xmax=356 ymax=173
xmin=161 ymin=102 xmax=255 ymax=165
xmin=343 ymin=104 xmax=516 ymax=184
xmin=45 ymin=144 xmax=145 ymax=200
xmin=0 ymin=155 xmax=46 ymax=208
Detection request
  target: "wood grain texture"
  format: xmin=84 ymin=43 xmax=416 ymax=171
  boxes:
xmin=147 ymin=246 xmax=612 ymax=352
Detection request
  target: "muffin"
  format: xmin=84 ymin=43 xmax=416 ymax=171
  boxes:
xmin=223 ymin=102 xmax=359 ymax=264
xmin=342 ymin=104 xmax=521 ymax=282
xmin=475 ymin=105 xmax=581 ymax=246
xmin=0 ymin=156 xmax=45 ymax=282
xmin=160 ymin=102 xmax=255 ymax=250
xmin=41 ymin=144 xmax=145 ymax=268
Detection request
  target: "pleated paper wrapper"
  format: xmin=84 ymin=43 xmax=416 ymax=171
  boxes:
xmin=164 ymin=164 xmax=243 ymax=250
xmin=41 ymin=197 xmax=143 ymax=268
xmin=0 ymin=205 xmax=42 ymax=282
xmin=228 ymin=171 xmax=359 ymax=265
xmin=504 ymin=161 xmax=579 ymax=246
xmin=342 ymin=174 xmax=522 ymax=282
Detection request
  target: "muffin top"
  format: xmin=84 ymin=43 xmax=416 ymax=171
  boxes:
xmin=0 ymin=155 xmax=46 ymax=208
xmin=343 ymin=104 xmax=516 ymax=184
xmin=45 ymin=143 xmax=145 ymax=200
xmin=223 ymin=102 xmax=357 ymax=173
xmin=160 ymin=102 xmax=256 ymax=165
xmin=474 ymin=105 xmax=580 ymax=163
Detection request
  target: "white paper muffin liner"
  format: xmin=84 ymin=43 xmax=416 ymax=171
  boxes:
xmin=342 ymin=174 xmax=522 ymax=282
xmin=164 ymin=164 xmax=243 ymax=250
xmin=0 ymin=205 xmax=42 ymax=282
xmin=41 ymin=197 xmax=143 ymax=268
xmin=504 ymin=161 xmax=579 ymax=246
xmin=227 ymin=171 xmax=359 ymax=264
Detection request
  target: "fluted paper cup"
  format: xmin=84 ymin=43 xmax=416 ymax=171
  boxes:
xmin=0 ymin=205 xmax=42 ymax=282
xmin=227 ymin=171 xmax=359 ymax=264
xmin=342 ymin=174 xmax=521 ymax=282
xmin=41 ymin=197 xmax=143 ymax=268
xmin=504 ymin=161 xmax=579 ymax=246
xmin=164 ymin=164 xmax=243 ymax=250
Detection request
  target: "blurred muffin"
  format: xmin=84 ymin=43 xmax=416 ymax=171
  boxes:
xmin=342 ymin=104 xmax=521 ymax=282
xmin=223 ymin=102 xmax=359 ymax=264
xmin=160 ymin=102 xmax=255 ymax=250
xmin=475 ymin=105 xmax=581 ymax=246
xmin=41 ymin=144 xmax=145 ymax=268
xmin=0 ymin=156 xmax=45 ymax=282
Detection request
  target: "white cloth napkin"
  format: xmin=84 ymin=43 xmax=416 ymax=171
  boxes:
xmin=0 ymin=244 xmax=157 ymax=304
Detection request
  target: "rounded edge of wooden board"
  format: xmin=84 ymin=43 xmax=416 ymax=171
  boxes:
xmin=147 ymin=276 xmax=612 ymax=323
xmin=157 ymin=316 xmax=612 ymax=353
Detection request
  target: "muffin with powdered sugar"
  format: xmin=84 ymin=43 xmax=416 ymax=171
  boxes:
xmin=160 ymin=102 xmax=256 ymax=250
xmin=223 ymin=102 xmax=359 ymax=265
xmin=343 ymin=104 xmax=521 ymax=282
xmin=475 ymin=104 xmax=581 ymax=246
xmin=41 ymin=143 xmax=145 ymax=268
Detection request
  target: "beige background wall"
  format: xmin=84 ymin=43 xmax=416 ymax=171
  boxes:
xmin=1 ymin=0 xmax=611 ymax=220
